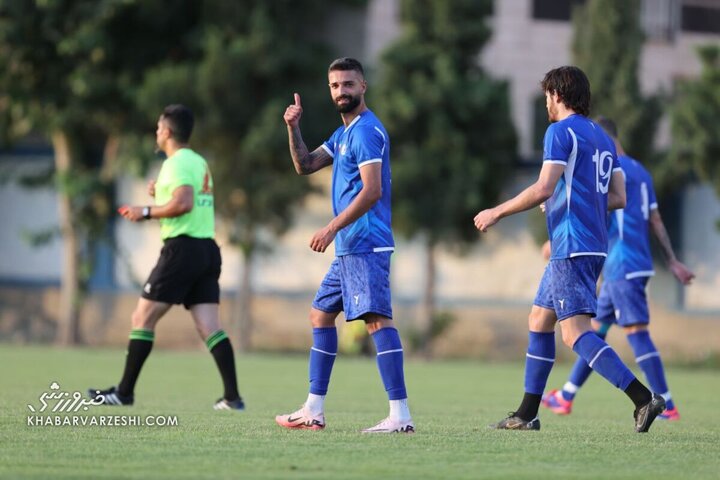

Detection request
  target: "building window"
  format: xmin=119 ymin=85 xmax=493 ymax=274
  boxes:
xmin=682 ymin=0 xmax=720 ymax=33
xmin=641 ymin=0 xmax=682 ymax=41
xmin=532 ymin=0 xmax=586 ymax=21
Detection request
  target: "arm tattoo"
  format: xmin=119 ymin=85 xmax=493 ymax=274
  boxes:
xmin=289 ymin=126 xmax=312 ymax=174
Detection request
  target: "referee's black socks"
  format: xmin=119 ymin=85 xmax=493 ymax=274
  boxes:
xmin=117 ymin=329 xmax=155 ymax=398
xmin=206 ymin=330 xmax=242 ymax=401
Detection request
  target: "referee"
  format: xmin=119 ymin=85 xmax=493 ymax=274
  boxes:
xmin=89 ymin=104 xmax=244 ymax=411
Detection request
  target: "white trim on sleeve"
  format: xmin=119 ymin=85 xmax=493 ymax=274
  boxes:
xmin=321 ymin=144 xmax=334 ymax=158
xmin=358 ymin=158 xmax=382 ymax=168
xmin=544 ymin=159 xmax=567 ymax=165
xmin=626 ymin=270 xmax=655 ymax=279
xmin=373 ymin=247 xmax=395 ymax=253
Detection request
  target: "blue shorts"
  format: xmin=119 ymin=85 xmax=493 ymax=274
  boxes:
xmin=595 ymin=277 xmax=650 ymax=327
xmin=534 ymin=256 xmax=605 ymax=321
xmin=312 ymin=252 xmax=393 ymax=321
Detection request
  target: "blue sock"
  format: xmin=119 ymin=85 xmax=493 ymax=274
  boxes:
xmin=524 ymin=332 xmax=555 ymax=395
xmin=573 ymin=331 xmax=636 ymax=390
xmin=371 ymin=327 xmax=407 ymax=400
xmin=308 ymin=327 xmax=337 ymax=395
xmin=563 ymin=328 xmax=608 ymax=401
xmin=627 ymin=331 xmax=674 ymax=410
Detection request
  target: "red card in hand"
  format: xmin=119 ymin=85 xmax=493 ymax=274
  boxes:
xmin=118 ymin=205 xmax=129 ymax=215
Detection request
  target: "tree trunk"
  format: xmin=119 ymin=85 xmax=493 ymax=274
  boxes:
xmin=234 ymin=248 xmax=254 ymax=352
xmin=52 ymin=131 xmax=82 ymax=345
xmin=419 ymin=238 xmax=437 ymax=356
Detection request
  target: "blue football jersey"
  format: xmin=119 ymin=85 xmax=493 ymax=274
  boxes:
xmin=322 ymin=110 xmax=394 ymax=256
xmin=603 ymin=156 xmax=657 ymax=281
xmin=543 ymin=114 xmax=621 ymax=260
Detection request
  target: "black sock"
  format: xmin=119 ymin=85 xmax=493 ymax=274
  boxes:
xmin=117 ymin=329 xmax=155 ymax=397
xmin=624 ymin=378 xmax=652 ymax=408
xmin=207 ymin=333 xmax=241 ymax=401
xmin=515 ymin=392 xmax=542 ymax=421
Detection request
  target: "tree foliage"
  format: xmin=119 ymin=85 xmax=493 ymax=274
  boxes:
xmin=133 ymin=0 xmax=365 ymax=348
xmin=663 ymin=45 xmax=720 ymax=199
xmin=373 ymin=0 xmax=516 ymax=353
xmin=0 ymin=0 xmax=203 ymax=343
xmin=572 ymin=0 xmax=661 ymax=162
xmin=374 ymin=0 xmax=516 ymax=247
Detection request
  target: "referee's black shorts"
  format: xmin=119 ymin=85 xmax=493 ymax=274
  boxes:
xmin=141 ymin=235 xmax=221 ymax=309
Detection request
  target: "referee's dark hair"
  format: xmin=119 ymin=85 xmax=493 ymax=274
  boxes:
xmin=162 ymin=104 xmax=194 ymax=143
xmin=328 ymin=57 xmax=365 ymax=77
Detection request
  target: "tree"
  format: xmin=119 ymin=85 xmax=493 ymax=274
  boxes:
xmin=135 ymin=1 xmax=364 ymax=350
xmin=572 ymin=0 xmax=661 ymax=163
xmin=373 ymin=0 xmax=517 ymax=353
xmin=0 ymin=0 xmax=203 ymax=344
xmin=664 ymin=45 xmax=720 ymax=223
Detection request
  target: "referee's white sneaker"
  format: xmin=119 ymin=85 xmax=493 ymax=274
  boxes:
xmin=361 ymin=417 xmax=415 ymax=434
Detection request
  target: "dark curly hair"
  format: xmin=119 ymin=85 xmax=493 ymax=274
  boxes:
xmin=540 ymin=66 xmax=591 ymax=117
xmin=328 ymin=57 xmax=365 ymax=77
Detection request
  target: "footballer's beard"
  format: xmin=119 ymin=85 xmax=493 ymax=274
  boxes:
xmin=334 ymin=94 xmax=361 ymax=113
xmin=547 ymin=105 xmax=558 ymax=123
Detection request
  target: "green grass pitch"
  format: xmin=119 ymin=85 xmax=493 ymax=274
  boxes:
xmin=1 ymin=345 xmax=718 ymax=479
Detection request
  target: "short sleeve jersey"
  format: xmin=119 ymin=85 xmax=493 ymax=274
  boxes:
xmin=322 ymin=110 xmax=394 ymax=256
xmin=154 ymin=148 xmax=215 ymax=240
xmin=542 ymin=114 xmax=621 ymax=260
xmin=604 ymin=155 xmax=658 ymax=281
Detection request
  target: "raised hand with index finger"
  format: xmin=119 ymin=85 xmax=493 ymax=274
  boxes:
xmin=284 ymin=93 xmax=303 ymax=127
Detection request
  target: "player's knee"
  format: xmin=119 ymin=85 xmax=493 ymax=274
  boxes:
xmin=130 ymin=309 xmax=153 ymax=330
xmin=560 ymin=329 xmax=578 ymax=348
xmin=130 ymin=304 xmax=160 ymax=330
xmin=309 ymin=309 xmax=336 ymax=328
xmin=623 ymin=324 xmax=648 ymax=335
xmin=527 ymin=310 xmax=549 ymax=331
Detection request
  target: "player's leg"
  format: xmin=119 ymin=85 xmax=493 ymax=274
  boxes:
xmin=189 ymin=303 xmax=244 ymax=410
xmin=186 ymin=239 xmax=244 ymax=410
xmin=562 ymin=313 xmax=664 ymax=431
xmin=276 ymin=260 xmax=342 ymax=430
xmin=616 ymin=278 xmax=678 ymax=419
xmin=335 ymin=251 xmax=412 ymax=433
xmin=275 ymin=308 xmax=338 ymax=430
xmin=544 ymin=320 xmax=611 ymax=414
xmin=362 ymin=314 xmax=414 ymax=433
xmin=88 ymin=298 xmax=171 ymax=405
xmin=543 ymin=283 xmax=616 ymax=414
xmin=625 ymin=324 xmax=678 ymax=419
xmin=491 ymin=265 xmax=555 ymax=430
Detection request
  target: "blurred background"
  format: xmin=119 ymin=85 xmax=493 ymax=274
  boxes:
xmin=1 ymin=0 xmax=718 ymax=363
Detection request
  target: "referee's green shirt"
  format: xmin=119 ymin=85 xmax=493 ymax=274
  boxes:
xmin=155 ymin=148 xmax=214 ymax=240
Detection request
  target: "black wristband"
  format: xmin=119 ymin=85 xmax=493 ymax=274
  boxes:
xmin=142 ymin=206 xmax=152 ymax=220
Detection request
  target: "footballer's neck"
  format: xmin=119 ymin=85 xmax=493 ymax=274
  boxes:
xmin=340 ymin=102 xmax=368 ymax=127
xmin=555 ymin=106 xmax=578 ymax=122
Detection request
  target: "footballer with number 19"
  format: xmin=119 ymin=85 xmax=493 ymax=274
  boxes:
xmin=474 ymin=66 xmax=665 ymax=433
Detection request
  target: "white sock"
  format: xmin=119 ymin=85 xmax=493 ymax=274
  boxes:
xmin=305 ymin=393 xmax=325 ymax=416
xmin=389 ymin=398 xmax=411 ymax=421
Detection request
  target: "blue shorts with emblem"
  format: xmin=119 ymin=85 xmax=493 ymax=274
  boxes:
xmin=312 ymin=251 xmax=393 ymax=321
xmin=594 ymin=277 xmax=650 ymax=327
xmin=534 ymin=256 xmax=605 ymax=321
